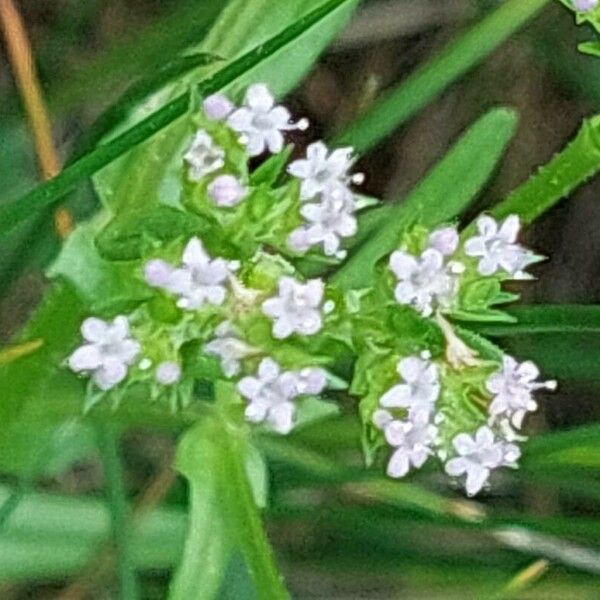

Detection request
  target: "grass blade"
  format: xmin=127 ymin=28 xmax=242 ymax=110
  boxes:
xmin=333 ymin=0 xmax=549 ymax=152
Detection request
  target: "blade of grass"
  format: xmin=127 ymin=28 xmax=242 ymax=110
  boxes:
xmin=96 ymin=425 xmax=139 ymax=600
xmin=332 ymin=107 xmax=517 ymax=290
xmin=0 ymin=0 xmax=356 ymax=237
xmin=333 ymin=0 xmax=549 ymax=152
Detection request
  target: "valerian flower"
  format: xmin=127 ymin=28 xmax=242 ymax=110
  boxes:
xmin=486 ymin=355 xmax=556 ymax=429
xmin=145 ymin=237 xmax=237 ymax=311
xmin=288 ymin=186 xmax=357 ymax=257
xmin=373 ymin=409 xmax=437 ymax=478
xmin=379 ymin=353 xmax=440 ymax=414
xmin=155 ymin=362 xmax=182 ymax=385
xmin=184 ymin=130 xmax=225 ymax=181
xmin=262 ymin=276 xmax=324 ymax=339
xmin=444 ymin=426 xmax=520 ymax=496
xmin=227 ymin=83 xmax=308 ymax=156
xmin=464 ymin=215 xmax=536 ymax=279
xmin=237 ymin=358 xmax=325 ymax=434
xmin=207 ymin=174 xmax=247 ymax=207
xmin=287 ymin=141 xmax=363 ymax=200
xmin=68 ymin=316 xmax=140 ymax=390
xmin=204 ymin=321 xmax=256 ymax=377
xmin=389 ymin=248 xmax=463 ymax=317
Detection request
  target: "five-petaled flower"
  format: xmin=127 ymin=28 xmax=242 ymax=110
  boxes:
xmin=184 ymin=130 xmax=225 ymax=181
xmin=288 ymin=186 xmax=357 ymax=257
xmin=144 ymin=237 xmax=237 ymax=311
xmin=389 ymin=248 xmax=463 ymax=317
xmin=379 ymin=353 xmax=440 ymax=415
xmin=68 ymin=316 xmax=140 ymax=390
xmin=262 ymin=276 xmax=324 ymax=339
xmin=444 ymin=426 xmax=520 ymax=496
xmin=464 ymin=215 xmax=536 ymax=279
xmin=486 ymin=355 xmax=556 ymax=429
xmin=373 ymin=409 xmax=438 ymax=478
xmin=237 ymin=358 xmax=326 ymax=434
xmin=287 ymin=141 xmax=362 ymax=200
xmin=227 ymin=83 xmax=308 ymax=156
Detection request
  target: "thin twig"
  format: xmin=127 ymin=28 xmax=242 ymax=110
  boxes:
xmin=0 ymin=0 xmax=73 ymax=237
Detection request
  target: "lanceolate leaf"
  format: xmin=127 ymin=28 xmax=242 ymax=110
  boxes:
xmin=0 ymin=0 xmax=358 ymax=237
xmin=491 ymin=114 xmax=600 ymax=224
xmin=333 ymin=0 xmax=549 ymax=153
xmin=332 ymin=108 xmax=518 ymax=290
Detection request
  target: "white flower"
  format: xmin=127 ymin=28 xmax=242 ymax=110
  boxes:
xmin=574 ymin=0 xmax=597 ymax=12
xmin=428 ymin=226 xmax=459 ymax=256
xmin=203 ymin=93 xmax=234 ymax=120
xmin=389 ymin=248 xmax=462 ymax=317
xmin=144 ymin=237 xmax=236 ymax=311
xmin=237 ymin=358 xmax=323 ymax=434
xmin=486 ymin=356 xmax=556 ymax=429
xmin=379 ymin=353 xmax=440 ymax=414
xmin=444 ymin=426 xmax=520 ymax=496
xmin=207 ymin=174 xmax=247 ymax=207
xmin=204 ymin=322 xmax=256 ymax=377
xmin=288 ymin=186 xmax=357 ymax=257
xmin=464 ymin=215 xmax=537 ymax=279
xmin=287 ymin=141 xmax=363 ymax=200
xmin=295 ymin=367 xmax=327 ymax=395
xmin=156 ymin=362 xmax=182 ymax=385
xmin=68 ymin=316 xmax=140 ymax=391
xmin=184 ymin=130 xmax=225 ymax=181
xmin=374 ymin=409 xmax=437 ymax=478
xmin=227 ymin=83 xmax=308 ymax=156
xmin=262 ymin=277 xmax=324 ymax=339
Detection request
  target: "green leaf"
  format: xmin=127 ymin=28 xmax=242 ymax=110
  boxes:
xmin=0 ymin=0 xmax=359 ymax=237
xmin=466 ymin=305 xmax=600 ymax=380
xmin=333 ymin=0 xmax=549 ymax=152
xmin=332 ymin=108 xmax=518 ymax=290
xmin=171 ymin=415 xmax=289 ymax=600
xmin=95 ymin=206 xmax=208 ymax=262
xmin=491 ymin=114 xmax=600 ymax=224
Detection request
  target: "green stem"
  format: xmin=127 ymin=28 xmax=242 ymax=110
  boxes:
xmin=96 ymin=424 xmax=140 ymax=600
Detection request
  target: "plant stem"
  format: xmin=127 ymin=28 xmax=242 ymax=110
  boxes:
xmin=95 ymin=424 xmax=140 ymax=600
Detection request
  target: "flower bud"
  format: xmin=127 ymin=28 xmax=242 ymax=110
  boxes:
xmin=573 ymin=0 xmax=598 ymax=12
xmin=156 ymin=362 xmax=182 ymax=385
xmin=208 ymin=175 xmax=246 ymax=207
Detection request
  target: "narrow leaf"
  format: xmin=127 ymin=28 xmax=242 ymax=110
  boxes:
xmin=333 ymin=0 xmax=549 ymax=152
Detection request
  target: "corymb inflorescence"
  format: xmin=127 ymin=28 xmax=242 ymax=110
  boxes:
xmin=66 ymin=83 xmax=555 ymax=496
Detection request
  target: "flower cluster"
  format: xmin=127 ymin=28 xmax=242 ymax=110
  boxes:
xmin=287 ymin=142 xmax=364 ymax=259
xmin=66 ymin=82 xmax=556 ymax=496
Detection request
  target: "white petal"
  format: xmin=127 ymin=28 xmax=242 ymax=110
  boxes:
xmin=477 ymin=215 xmax=498 ymax=238
xmin=464 ymin=237 xmax=486 ymax=257
xmin=499 ymin=215 xmax=520 ymax=243
xmin=258 ymin=358 xmax=280 ymax=381
xmin=444 ymin=457 xmax=467 ymax=477
xmin=397 ymin=356 xmax=424 ymax=383
xmin=268 ymin=402 xmax=295 ymax=435
xmin=389 ymin=251 xmax=417 ymax=279
xmin=262 ymin=297 xmax=285 ymax=318
xmin=465 ymin=464 xmax=490 ymax=496
xmin=245 ymin=400 xmax=269 ymax=423
xmin=238 ymin=377 xmax=261 ymax=400
xmin=379 ymin=384 xmax=411 ymax=408
xmin=304 ymin=279 xmax=324 ymax=306
xmin=265 ymin=129 xmax=284 ymax=154
xmin=453 ymin=433 xmax=476 ymax=455
xmin=387 ymin=449 xmax=410 ymax=478
xmin=68 ymin=345 xmax=102 ymax=372
xmin=245 ymin=83 xmax=274 ymax=111
xmin=93 ymin=359 xmax=127 ymax=390
xmin=272 ymin=317 xmax=295 ymax=339
xmin=245 ymin=132 xmax=267 ymax=157
xmin=80 ymin=318 xmax=108 ymax=343
xmin=227 ymin=107 xmax=253 ymax=131
xmin=182 ymin=237 xmax=208 ymax=268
